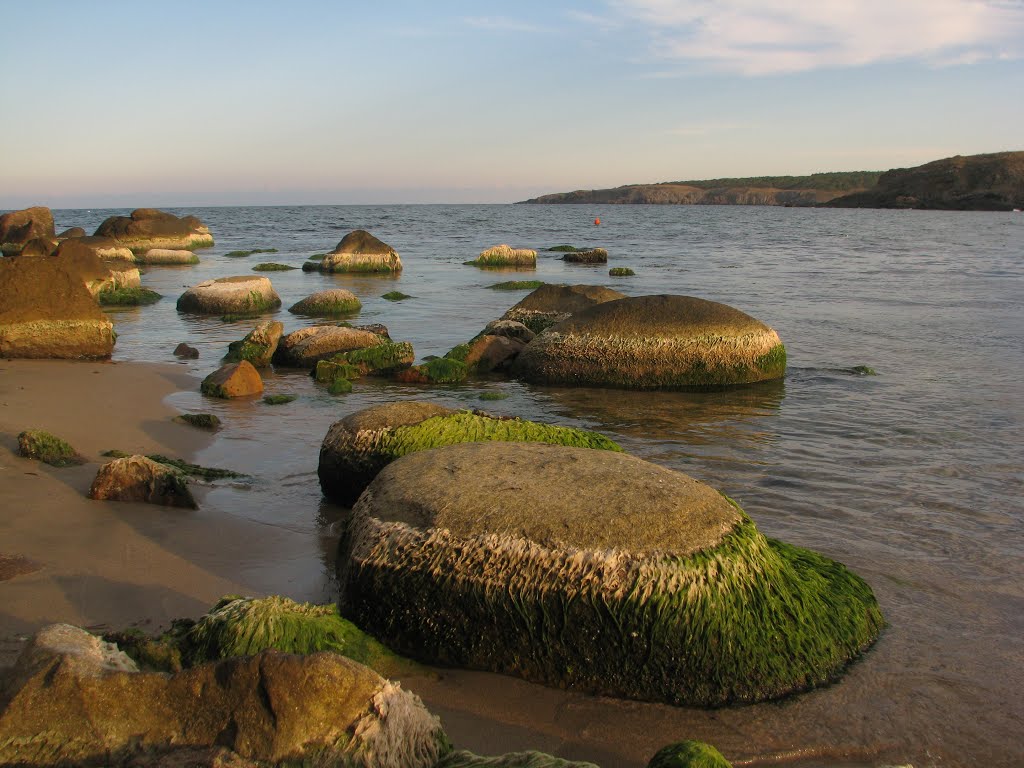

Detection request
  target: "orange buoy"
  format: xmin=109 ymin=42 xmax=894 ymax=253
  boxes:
xmin=594 ymin=217 xmax=601 ymax=225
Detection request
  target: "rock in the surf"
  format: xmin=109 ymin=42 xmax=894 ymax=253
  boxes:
xmin=500 ymin=283 xmax=624 ymax=334
xmin=223 ymin=320 xmax=283 ymax=368
xmin=337 ymin=441 xmax=885 ymax=706
xmin=201 ymin=360 xmax=264 ymax=398
xmin=93 ymin=208 xmax=214 ymax=252
xmin=273 ymin=325 xmax=384 ymax=368
xmin=88 ymin=455 xmax=196 ymax=508
xmin=176 ymin=276 xmax=281 ymax=315
xmin=289 ymin=288 xmax=362 ymax=317
xmin=315 ymin=230 xmax=402 ymax=273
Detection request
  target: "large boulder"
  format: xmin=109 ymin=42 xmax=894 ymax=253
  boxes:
xmin=0 ymin=206 xmax=55 ymax=255
xmin=318 ymin=402 xmax=621 ymax=506
xmin=88 ymin=455 xmax=197 ymax=508
xmin=0 ymin=623 xmax=448 ymax=768
xmin=223 ymin=320 xmax=283 ymax=367
xmin=67 ymin=235 xmax=136 ymax=262
xmin=273 ymin=325 xmax=385 ymax=368
xmin=176 ymin=276 xmax=281 ymax=315
xmin=289 ymin=288 xmax=362 ymax=316
xmin=201 ymin=360 xmax=264 ymax=398
xmin=0 ymin=253 xmax=115 ymax=359
xmin=500 ymin=283 xmax=624 ymax=334
xmin=315 ymin=230 xmax=402 ymax=273
xmin=338 ymin=442 xmax=885 ymax=706
xmin=513 ymin=295 xmax=786 ymax=389
xmin=93 ymin=208 xmax=214 ymax=252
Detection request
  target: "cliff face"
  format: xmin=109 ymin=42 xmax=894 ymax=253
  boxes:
xmin=825 ymin=152 xmax=1024 ymax=210
xmin=522 ymin=185 xmax=845 ymax=206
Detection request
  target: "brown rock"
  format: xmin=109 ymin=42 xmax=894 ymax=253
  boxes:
xmin=318 ymin=230 xmax=402 ymax=273
xmin=136 ymin=248 xmax=199 ymax=265
xmin=481 ymin=319 xmax=536 ymax=344
xmin=88 ymin=455 xmax=197 ymax=508
xmin=0 ymin=251 xmax=115 ymax=359
xmin=272 ymin=325 xmax=384 ymax=368
xmin=176 ymin=276 xmax=281 ymax=315
xmin=94 ymin=208 xmax=214 ymax=252
xmin=501 ymin=283 xmax=625 ymax=334
xmin=19 ymin=237 xmax=58 ymax=258
xmin=561 ymin=247 xmax=608 ymax=264
xmin=464 ymin=334 xmax=525 ymax=372
xmin=56 ymin=226 xmax=86 ymax=240
xmin=0 ymin=623 xmax=448 ymax=768
xmin=0 ymin=206 xmax=55 ymax=255
xmin=201 ymin=360 xmax=264 ymax=398
xmin=173 ymin=342 xmax=199 ymax=359
xmin=223 ymin=321 xmax=283 ymax=368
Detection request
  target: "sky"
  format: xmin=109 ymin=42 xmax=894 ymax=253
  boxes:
xmin=2 ymin=0 xmax=1022 ymax=207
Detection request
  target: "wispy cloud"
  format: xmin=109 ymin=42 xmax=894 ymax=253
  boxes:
xmin=463 ymin=16 xmax=545 ymax=34
xmin=612 ymin=0 xmax=1024 ymax=75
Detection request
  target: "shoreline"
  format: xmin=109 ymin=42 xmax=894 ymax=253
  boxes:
xmin=0 ymin=359 xmax=250 ymax=665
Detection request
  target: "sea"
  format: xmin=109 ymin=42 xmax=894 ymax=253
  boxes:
xmin=49 ymin=204 xmax=1024 ymax=767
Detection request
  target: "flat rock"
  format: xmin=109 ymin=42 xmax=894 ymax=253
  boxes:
xmin=338 ymin=441 xmax=885 ymax=706
xmin=176 ymin=276 xmax=281 ymax=315
xmin=88 ymin=455 xmax=196 ymax=508
xmin=513 ymin=294 xmax=786 ymax=389
xmin=137 ymin=248 xmax=199 ymax=265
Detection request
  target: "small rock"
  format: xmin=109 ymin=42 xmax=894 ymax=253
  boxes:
xmin=201 ymin=360 xmax=264 ymax=398
xmin=173 ymin=342 xmax=199 ymax=359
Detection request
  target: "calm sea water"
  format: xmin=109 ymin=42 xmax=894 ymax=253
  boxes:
xmin=53 ymin=204 xmax=1024 ymax=767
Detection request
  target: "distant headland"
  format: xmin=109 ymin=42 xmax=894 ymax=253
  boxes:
xmin=518 ymin=151 xmax=1024 ymax=211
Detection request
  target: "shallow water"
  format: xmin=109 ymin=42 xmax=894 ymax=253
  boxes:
xmin=51 ymin=204 xmax=1024 ymax=767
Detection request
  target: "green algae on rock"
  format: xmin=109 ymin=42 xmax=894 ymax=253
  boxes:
xmin=263 ymin=393 xmax=297 ymax=405
xmin=647 ymin=741 xmax=732 ymax=768
xmin=513 ymin=294 xmax=786 ymax=390
xmin=97 ymin=286 xmax=162 ymax=306
xmin=609 ymin=267 xmax=635 ymax=277
xmin=176 ymin=276 xmax=281 ymax=315
xmin=318 ymin=402 xmax=621 ymax=506
xmin=337 ymin=442 xmax=885 ymax=706
xmin=466 ymin=244 xmax=538 ymax=268
xmin=225 ymin=247 xmax=277 ymax=257
xmin=251 ymin=262 xmax=296 ymax=271
xmin=173 ymin=413 xmax=221 ymax=430
xmin=289 ymin=288 xmax=362 ymax=317
xmin=501 ymin=283 xmax=625 ymax=334
xmin=17 ymin=429 xmax=85 ymax=466
xmin=329 ymin=340 xmax=414 ymax=376
xmin=382 ymin=290 xmax=412 ymax=301
xmin=316 ymin=229 xmax=403 ymax=273
xmin=487 ymin=280 xmax=546 ymax=291
xmin=222 ymin=320 xmax=283 ymax=367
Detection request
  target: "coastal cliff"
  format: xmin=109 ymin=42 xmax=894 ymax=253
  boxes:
xmin=824 ymin=151 xmax=1024 ymax=210
xmin=519 ymin=152 xmax=1024 ymax=211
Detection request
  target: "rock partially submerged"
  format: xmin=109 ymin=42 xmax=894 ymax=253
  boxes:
xmin=176 ymin=276 xmax=281 ymax=315
xmin=513 ymin=295 xmax=786 ymax=390
xmin=136 ymin=248 xmax=199 ymax=265
xmin=0 ymin=623 xmax=448 ymax=768
xmin=273 ymin=325 xmax=385 ymax=368
xmin=0 ymin=251 xmax=115 ymax=359
xmin=67 ymin=235 xmax=136 ymax=262
xmin=318 ymin=402 xmax=620 ymax=506
xmin=467 ymin=245 xmax=537 ymax=268
xmin=313 ymin=230 xmax=403 ymax=273
xmin=289 ymin=288 xmax=362 ymax=316
xmin=501 ymin=283 xmax=625 ymax=334
xmin=201 ymin=360 xmax=264 ymax=398
xmin=93 ymin=208 xmax=214 ymax=252
xmin=223 ymin=320 xmax=283 ymax=367
xmin=88 ymin=455 xmax=197 ymax=508
xmin=561 ymin=247 xmax=608 ymax=264
xmin=0 ymin=206 xmax=55 ymax=255
xmin=338 ymin=442 xmax=885 ymax=706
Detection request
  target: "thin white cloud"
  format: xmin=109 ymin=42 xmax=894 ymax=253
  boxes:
xmin=612 ymin=0 xmax=1024 ymax=74
xmin=463 ymin=16 xmax=544 ymax=34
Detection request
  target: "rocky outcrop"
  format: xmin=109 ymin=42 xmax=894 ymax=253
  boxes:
xmin=513 ymin=294 xmax=786 ymax=390
xmin=825 ymin=151 xmax=1024 ymax=210
xmin=273 ymin=325 xmax=385 ymax=368
xmin=467 ymin=245 xmax=537 ymax=268
xmin=0 ymin=251 xmax=115 ymax=359
xmin=93 ymin=208 xmax=214 ymax=252
xmin=289 ymin=288 xmax=362 ymax=316
xmin=136 ymin=248 xmax=199 ymax=265
xmin=201 ymin=360 xmax=264 ymax=398
xmin=18 ymin=237 xmax=57 ymax=257
xmin=561 ymin=248 xmax=608 ymax=264
xmin=223 ymin=321 xmax=283 ymax=367
xmin=176 ymin=276 xmax=281 ymax=315
xmin=338 ymin=441 xmax=885 ymax=706
xmin=314 ymin=230 xmax=402 ymax=273
xmin=318 ymin=402 xmax=620 ymax=506
xmin=0 ymin=206 xmax=55 ymax=255
xmin=56 ymin=226 xmax=86 ymax=240
xmin=0 ymin=623 xmax=448 ymax=768
xmin=500 ymin=283 xmax=625 ymax=334
xmin=88 ymin=455 xmax=197 ymax=508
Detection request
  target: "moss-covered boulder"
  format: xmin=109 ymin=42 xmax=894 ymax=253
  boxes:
xmin=273 ymin=325 xmax=385 ymax=368
xmin=93 ymin=208 xmax=214 ymax=252
xmin=289 ymin=288 xmax=362 ymax=317
xmin=316 ymin=230 xmax=403 ymax=273
xmin=318 ymin=340 xmax=415 ymax=378
xmin=513 ymin=295 xmax=786 ymax=390
xmin=481 ymin=319 xmax=536 ymax=344
xmin=88 ymin=455 xmax=197 ymax=509
xmin=609 ymin=267 xmax=635 ymax=277
xmin=501 ymin=284 xmax=625 ymax=334
xmin=454 ymin=335 xmax=526 ymax=373
xmin=223 ymin=320 xmax=283 ymax=367
xmin=337 ymin=442 xmax=885 ymax=706
xmin=0 ymin=206 xmax=55 ymax=255
xmin=135 ymin=248 xmax=199 ymax=265
xmin=646 ymin=741 xmax=732 ymax=768
xmin=176 ymin=276 xmax=281 ymax=315
xmin=561 ymin=248 xmax=608 ymax=264
xmin=173 ymin=413 xmax=220 ymax=430
xmin=201 ymin=360 xmax=264 ymax=398
xmin=393 ymin=357 xmax=469 ymax=385
xmin=467 ymin=245 xmax=537 ymax=268
xmin=318 ymin=402 xmax=620 ymax=506
xmin=16 ymin=429 xmax=85 ymax=466
xmin=0 ymin=623 xmax=448 ymax=768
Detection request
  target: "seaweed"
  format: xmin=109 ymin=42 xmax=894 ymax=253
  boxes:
xmin=97 ymin=287 xmax=162 ymax=306
xmin=17 ymin=429 xmax=85 ymax=466
xmin=263 ymin=394 xmax=296 ymax=405
xmin=173 ymin=413 xmax=221 ymax=430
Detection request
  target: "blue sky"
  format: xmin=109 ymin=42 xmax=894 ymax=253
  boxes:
xmin=2 ymin=0 xmax=1022 ymax=207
